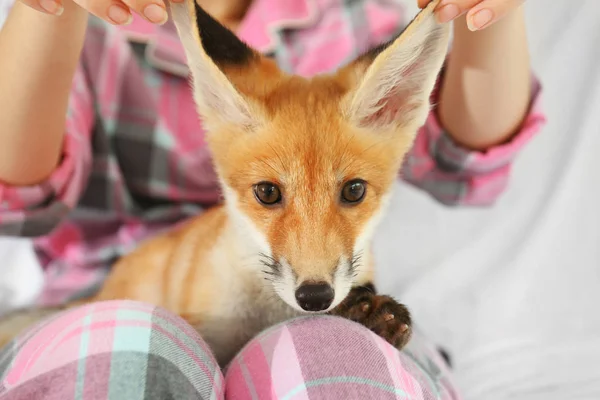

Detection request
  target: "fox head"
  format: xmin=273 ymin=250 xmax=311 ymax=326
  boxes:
xmin=170 ymin=0 xmax=449 ymax=313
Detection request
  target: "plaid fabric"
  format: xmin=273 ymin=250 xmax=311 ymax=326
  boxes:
xmin=0 ymin=0 xmax=547 ymax=306
xmin=0 ymin=300 xmax=460 ymax=399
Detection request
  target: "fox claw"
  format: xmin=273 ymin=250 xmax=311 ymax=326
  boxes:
xmin=331 ymin=285 xmax=412 ymax=349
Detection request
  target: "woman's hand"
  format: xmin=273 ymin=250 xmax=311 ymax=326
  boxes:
xmin=16 ymin=0 xmax=185 ymax=25
xmin=418 ymin=0 xmax=526 ymax=31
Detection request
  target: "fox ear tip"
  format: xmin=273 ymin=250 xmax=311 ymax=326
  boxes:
xmin=191 ymin=1 xmax=256 ymax=66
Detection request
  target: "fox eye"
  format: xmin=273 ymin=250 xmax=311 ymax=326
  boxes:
xmin=341 ymin=179 xmax=366 ymax=204
xmin=254 ymin=182 xmax=282 ymax=206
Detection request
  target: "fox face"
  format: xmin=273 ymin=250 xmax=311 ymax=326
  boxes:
xmin=170 ymin=0 xmax=449 ymax=313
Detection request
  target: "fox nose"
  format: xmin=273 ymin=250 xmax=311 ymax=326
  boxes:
xmin=295 ymin=282 xmax=335 ymax=312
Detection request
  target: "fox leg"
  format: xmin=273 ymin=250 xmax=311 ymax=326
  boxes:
xmin=330 ymin=283 xmax=413 ymax=350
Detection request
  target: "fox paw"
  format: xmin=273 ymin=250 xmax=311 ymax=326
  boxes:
xmin=332 ymin=285 xmax=412 ymax=349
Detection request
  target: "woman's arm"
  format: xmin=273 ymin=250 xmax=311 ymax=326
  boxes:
xmin=438 ymin=7 xmax=531 ymax=150
xmin=402 ymin=2 xmax=545 ymax=206
xmin=0 ymin=1 xmax=88 ymax=186
xmin=0 ymin=0 xmax=173 ymax=187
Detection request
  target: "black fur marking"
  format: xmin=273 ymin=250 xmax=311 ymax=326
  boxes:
xmin=194 ymin=2 xmax=256 ymax=66
xmin=437 ymin=347 xmax=453 ymax=368
xmin=358 ymin=38 xmax=394 ymax=63
xmin=355 ymin=282 xmax=377 ymax=294
xmin=347 ymin=252 xmax=364 ymax=279
xmin=258 ymin=252 xmax=283 ymax=278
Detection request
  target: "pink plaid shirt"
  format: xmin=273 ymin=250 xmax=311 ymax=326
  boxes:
xmin=0 ymin=0 xmax=546 ymax=306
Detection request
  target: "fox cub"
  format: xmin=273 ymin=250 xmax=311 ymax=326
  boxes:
xmin=0 ymin=0 xmax=449 ymax=366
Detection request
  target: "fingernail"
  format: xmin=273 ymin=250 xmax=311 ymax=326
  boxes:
xmin=144 ymin=4 xmax=168 ymax=24
xmin=468 ymin=9 xmax=494 ymax=31
xmin=39 ymin=0 xmax=64 ymax=15
xmin=436 ymin=4 xmax=460 ymax=23
xmin=107 ymin=4 xmax=132 ymax=25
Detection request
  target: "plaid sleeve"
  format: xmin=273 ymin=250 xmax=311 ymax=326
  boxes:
xmin=0 ymin=64 xmax=94 ymax=237
xmin=402 ymin=74 xmax=546 ymax=206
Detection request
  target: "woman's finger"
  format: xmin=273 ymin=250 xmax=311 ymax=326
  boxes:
xmin=73 ymin=0 xmax=134 ymax=25
xmin=18 ymin=0 xmax=186 ymax=25
xmin=434 ymin=0 xmax=483 ymax=23
xmin=465 ymin=0 xmax=525 ymax=30
xmin=18 ymin=0 xmax=64 ymax=15
xmin=122 ymin=0 xmax=187 ymax=25
xmin=119 ymin=0 xmax=167 ymax=24
xmin=79 ymin=0 xmax=185 ymax=26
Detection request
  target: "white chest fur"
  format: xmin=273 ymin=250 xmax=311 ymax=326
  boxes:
xmin=195 ymin=274 xmax=301 ymax=366
xmin=192 ymin=234 xmax=302 ymax=366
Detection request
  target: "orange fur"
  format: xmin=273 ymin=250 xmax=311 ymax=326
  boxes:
xmin=0 ymin=0 xmax=448 ymax=366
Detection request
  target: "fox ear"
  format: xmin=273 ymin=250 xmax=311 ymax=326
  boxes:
xmin=169 ymin=0 xmax=264 ymax=130
xmin=341 ymin=0 xmax=450 ymax=132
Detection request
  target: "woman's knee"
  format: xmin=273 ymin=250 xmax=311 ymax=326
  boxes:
xmin=0 ymin=300 xmax=224 ymax=399
xmin=226 ymin=315 xmax=456 ymax=399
